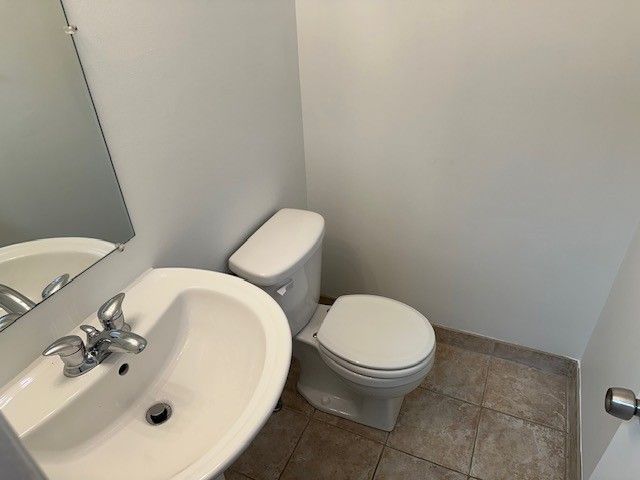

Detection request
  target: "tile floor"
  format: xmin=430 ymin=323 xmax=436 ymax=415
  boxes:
xmin=228 ymin=341 xmax=573 ymax=480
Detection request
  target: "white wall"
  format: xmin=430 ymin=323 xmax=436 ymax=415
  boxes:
xmin=0 ymin=1 xmax=132 ymax=245
xmin=581 ymin=224 xmax=640 ymax=478
xmin=0 ymin=0 xmax=306 ymax=384
xmin=296 ymin=0 xmax=640 ymax=358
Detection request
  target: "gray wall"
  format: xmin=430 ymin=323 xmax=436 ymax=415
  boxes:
xmin=296 ymin=0 xmax=640 ymax=358
xmin=0 ymin=0 xmax=306 ymax=385
xmin=0 ymin=1 xmax=132 ymax=245
xmin=580 ymin=223 xmax=640 ymax=477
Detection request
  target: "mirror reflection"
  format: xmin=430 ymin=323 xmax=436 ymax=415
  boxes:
xmin=0 ymin=1 xmax=134 ymax=332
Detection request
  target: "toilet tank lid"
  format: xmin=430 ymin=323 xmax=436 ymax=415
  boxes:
xmin=229 ymin=209 xmax=325 ymax=287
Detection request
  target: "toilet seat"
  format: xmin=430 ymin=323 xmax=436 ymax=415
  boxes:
xmin=317 ymin=342 xmax=433 ymax=380
xmin=317 ymin=343 xmax=435 ymax=389
xmin=316 ymin=294 xmax=435 ymax=372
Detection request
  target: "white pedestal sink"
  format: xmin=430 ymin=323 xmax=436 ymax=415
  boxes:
xmin=0 ymin=268 xmax=292 ymax=480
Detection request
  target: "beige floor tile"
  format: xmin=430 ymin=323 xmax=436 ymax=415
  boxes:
xmin=373 ymin=447 xmax=466 ymax=480
xmin=387 ymin=389 xmax=480 ymax=474
xmin=313 ymin=409 xmax=388 ymax=443
xmin=470 ymin=409 xmax=565 ymax=480
xmin=231 ymin=409 xmax=308 ymax=480
xmin=421 ymin=343 xmax=490 ymax=404
xmin=483 ymin=357 xmax=567 ymax=430
xmin=281 ymin=358 xmax=314 ymax=416
xmin=280 ymin=420 xmax=383 ymax=480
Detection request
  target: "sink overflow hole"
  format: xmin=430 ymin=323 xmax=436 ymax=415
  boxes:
xmin=118 ymin=363 xmax=129 ymax=375
xmin=146 ymin=402 xmax=172 ymax=426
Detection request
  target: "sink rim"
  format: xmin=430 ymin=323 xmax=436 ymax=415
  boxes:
xmin=0 ymin=237 xmax=115 ymax=262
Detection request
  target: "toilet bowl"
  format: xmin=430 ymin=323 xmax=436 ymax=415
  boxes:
xmin=228 ymin=208 xmax=435 ymax=431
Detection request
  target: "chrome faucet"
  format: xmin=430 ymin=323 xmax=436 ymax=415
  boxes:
xmin=0 ymin=284 xmax=36 ymax=333
xmin=42 ymin=293 xmax=147 ymax=377
xmin=0 ymin=284 xmax=35 ymax=316
xmin=41 ymin=273 xmax=70 ymax=300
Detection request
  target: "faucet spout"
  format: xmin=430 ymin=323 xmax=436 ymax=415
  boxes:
xmin=104 ymin=330 xmax=147 ymax=354
xmin=0 ymin=284 xmax=35 ymax=315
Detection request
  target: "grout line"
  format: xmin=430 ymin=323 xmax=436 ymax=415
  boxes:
xmin=280 ymin=404 xmax=314 ymax=418
xmin=227 ymin=469 xmax=260 ymax=480
xmin=239 ymin=471 xmax=260 ymax=480
xmin=468 ymin=355 xmax=492 ymax=475
xmin=305 ymin=412 xmax=389 ymax=478
xmin=480 ymin=403 xmax=567 ymax=434
xmin=414 ymin=382 xmax=483 ymax=406
xmin=383 ymin=445 xmax=472 ymax=477
xmin=276 ymin=411 xmax=312 ymax=480
xmin=370 ymin=444 xmax=386 ymax=480
xmin=418 ymin=381 xmax=568 ymax=434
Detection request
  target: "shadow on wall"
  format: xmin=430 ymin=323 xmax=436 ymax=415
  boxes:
xmin=322 ymin=235 xmax=380 ymax=297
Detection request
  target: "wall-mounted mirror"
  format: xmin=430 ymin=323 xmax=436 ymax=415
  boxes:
xmin=0 ymin=2 xmax=134 ymax=333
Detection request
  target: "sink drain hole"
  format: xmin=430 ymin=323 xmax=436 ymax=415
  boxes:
xmin=118 ymin=363 xmax=129 ymax=376
xmin=146 ymin=402 xmax=172 ymax=426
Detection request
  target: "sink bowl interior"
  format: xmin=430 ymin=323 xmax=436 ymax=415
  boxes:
xmin=0 ymin=269 xmax=290 ymax=480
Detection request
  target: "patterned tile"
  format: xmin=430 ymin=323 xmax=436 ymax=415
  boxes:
xmin=373 ymin=447 xmax=466 ymax=480
xmin=483 ymin=357 xmax=567 ymax=430
xmin=281 ymin=420 xmax=383 ymax=480
xmin=421 ymin=343 xmax=490 ymax=404
xmin=231 ymin=409 xmax=308 ymax=480
xmin=471 ymin=409 xmax=565 ymax=480
xmin=387 ymin=389 xmax=480 ymax=474
xmin=228 ymin=339 xmax=577 ymax=480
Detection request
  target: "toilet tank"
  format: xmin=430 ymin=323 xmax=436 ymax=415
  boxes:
xmin=228 ymin=209 xmax=325 ymax=336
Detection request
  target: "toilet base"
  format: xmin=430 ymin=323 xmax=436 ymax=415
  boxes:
xmin=296 ymin=377 xmax=404 ymax=432
xmin=293 ymin=305 xmax=414 ymax=432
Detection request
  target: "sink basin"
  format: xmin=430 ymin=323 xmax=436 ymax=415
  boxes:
xmin=0 ymin=268 xmax=292 ymax=480
xmin=0 ymin=237 xmax=115 ymax=313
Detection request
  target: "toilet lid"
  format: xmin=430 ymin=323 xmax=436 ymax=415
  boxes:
xmin=316 ymin=295 xmax=435 ymax=371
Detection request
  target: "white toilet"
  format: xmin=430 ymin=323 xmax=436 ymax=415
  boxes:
xmin=229 ymin=208 xmax=436 ymax=431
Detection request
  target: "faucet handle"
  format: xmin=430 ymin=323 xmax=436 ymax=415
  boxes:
xmin=41 ymin=273 xmax=70 ymax=300
xmin=80 ymin=325 xmax=100 ymax=344
xmin=42 ymin=335 xmax=86 ymax=369
xmin=98 ymin=293 xmax=129 ymax=331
